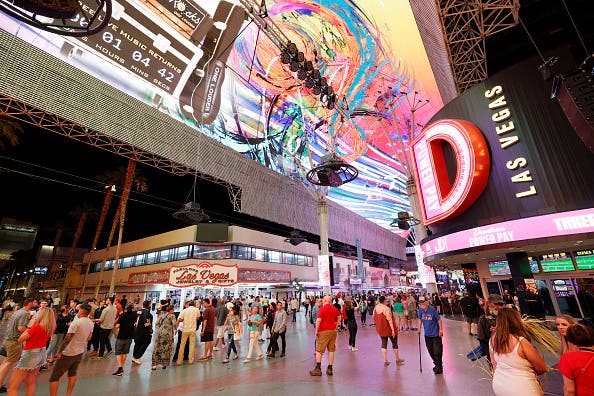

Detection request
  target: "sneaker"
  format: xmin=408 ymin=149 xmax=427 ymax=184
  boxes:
xmin=279 ymin=353 xmax=285 ymax=357
xmin=351 ymin=347 xmax=358 ymax=352
xmin=87 ymin=351 xmax=98 ymax=357
xmin=309 ymin=367 xmax=322 ymax=376
xmin=131 ymin=358 xmax=141 ymax=365
xmin=326 ymin=366 xmax=333 ymax=376
xmin=39 ymin=365 xmax=48 ymax=371
xmin=0 ymin=386 xmax=6 ymax=393
xmin=222 ymin=358 xmax=230 ymax=363
xmin=213 ymin=347 xmax=220 ymax=351
xmin=112 ymin=367 xmax=123 ymax=376
xmin=104 ymin=350 xmax=113 ymax=358
xmin=433 ymin=366 xmax=443 ymax=374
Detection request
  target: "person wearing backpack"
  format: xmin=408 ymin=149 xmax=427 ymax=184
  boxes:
xmin=359 ymin=299 xmax=367 ymax=327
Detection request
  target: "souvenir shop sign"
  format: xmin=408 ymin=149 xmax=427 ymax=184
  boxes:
xmin=128 ymin=269 xmax=169 ymax=285
xmin=169 ymin=262 xmax=238 ymax=287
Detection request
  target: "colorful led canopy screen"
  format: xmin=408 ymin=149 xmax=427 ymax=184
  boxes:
xmin=540 ymin=252 xmax=574 ymax=273
xmin=0 ymin=0 xmax=443 ymax=232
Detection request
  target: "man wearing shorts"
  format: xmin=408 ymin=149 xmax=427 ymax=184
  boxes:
xmin=212 ymin=300 xmax=228 ymax=351
xmin=310 ymin=296 xmax=341 ymax=376
xmin=199 ymin=298 xmax=216 ymax=361
xmin=0 ymin=298 xmax=37 ymax=393
xmin=49 ymin=303 xmax=94 ymax=396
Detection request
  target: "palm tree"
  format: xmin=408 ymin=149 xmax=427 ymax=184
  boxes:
xmin=93 ymin=160 xmax=148 ymax=298
xmin=80 ymin=185 xmax=115 ymax=296
xmin=0 ymin=115 xmax=23 ymax=150
xmin=60 ymin=203 xmax=98 ymax=301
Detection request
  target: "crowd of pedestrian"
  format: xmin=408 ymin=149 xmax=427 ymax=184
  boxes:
xmin=1 ymin=289 xmax=593 ymax=396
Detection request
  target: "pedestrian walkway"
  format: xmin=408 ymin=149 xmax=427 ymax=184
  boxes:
xmin=0 ymin=311 xmax=563 ymax=395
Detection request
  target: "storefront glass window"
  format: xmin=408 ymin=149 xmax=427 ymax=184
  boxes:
xmin=159 ymin=248 xmax=174 ymax=263
xmin=269 ymin=250 xmax=281 ymax=263
xmin=120 ymin=256 xmax=133 ymax=268
xmin=133 ymin=253 xmax=145 ymax=266
xmin=297 ymin=255 xmax=307 ymax=266
xmin=105 ymin=259 xmax=114 ymax=270
xmin=254 ymin=248 xmax=266 ymax=261
xmin=146 ymin=251 xmax=157 ymax=264
xmin=175 ymin=245 xmax=190 ymax=260
xmin=234 ymin=245 xmax=249 ymax=260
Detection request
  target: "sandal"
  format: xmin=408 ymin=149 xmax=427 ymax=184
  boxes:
xmin=256 ymin=355 xmax=263 ymax=361
xmin=243 ymin=358 xmax=251 ymax=363
xmin=151 ymin=365 xmax=157 ymax=370
xmin=384 ymin=361 xmax=390 ymax=366
xmin=233 ymin=355 xmax=239 ymax=360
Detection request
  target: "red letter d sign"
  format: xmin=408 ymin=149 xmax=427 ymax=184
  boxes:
xmin=411 ymin=119 xmax=490 ymax=225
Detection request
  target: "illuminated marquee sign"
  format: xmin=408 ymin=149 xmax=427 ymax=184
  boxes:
xmin=422 ymin=207 xmax=594 ymax=258
xmin=411 ymin=119 xmax=490 ymax=225
xmin=169 ymin=262 xmax=238 ymax=287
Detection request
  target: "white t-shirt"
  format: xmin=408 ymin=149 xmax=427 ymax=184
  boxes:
xmin=63 ymin=316 xmax=94 ymax=356
xmin=178 ymin=306 xmax=200 ymax=332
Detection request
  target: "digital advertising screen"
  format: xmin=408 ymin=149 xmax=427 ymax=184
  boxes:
xmin=574 ymin=249 xmax=594 ymax=270
xmin=540 ymin=252 xmax=574 ymax=272
xmin=0 ymin=0 xmax=445 ymax=233
xmin=488 ymin=260 xmax=511 ymax=276
xmin=529 ymin=256 xmax=540 ymax=273
xmin=551 ymin=279 xmax=576 ymax=297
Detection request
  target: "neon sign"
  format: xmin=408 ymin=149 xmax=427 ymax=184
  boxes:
xmin=411 ymin=119 xmax=490 ymax=225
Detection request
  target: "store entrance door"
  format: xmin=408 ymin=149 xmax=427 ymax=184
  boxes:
xmin=575 ymin=277 xmax=594 ymax=319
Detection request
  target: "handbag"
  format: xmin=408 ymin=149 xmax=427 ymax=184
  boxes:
xmin=466 ymin=344 xmax=483 ymax=361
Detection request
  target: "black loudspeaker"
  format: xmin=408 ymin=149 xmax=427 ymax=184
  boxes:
xmin=328 ymin=256 xmax=335 ymax=286
xmin=556 ymin=70 xmax=594 ymax=153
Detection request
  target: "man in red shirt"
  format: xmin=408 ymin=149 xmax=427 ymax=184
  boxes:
xmin=310 ymin=296 xmax=341 ymax=376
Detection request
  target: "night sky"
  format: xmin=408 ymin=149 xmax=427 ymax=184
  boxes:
xmin=0 ymin=123 xmax=246 ymax=250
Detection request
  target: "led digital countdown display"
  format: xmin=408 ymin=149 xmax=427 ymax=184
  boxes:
xmin=540 ymin=252 xmax=574 ymax=272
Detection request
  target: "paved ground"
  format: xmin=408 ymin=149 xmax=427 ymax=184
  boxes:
xmin=0 ymin=311 xmax=564 ymax=395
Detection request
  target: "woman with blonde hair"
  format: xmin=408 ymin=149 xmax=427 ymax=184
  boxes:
xmin=490 ymin=308 xmax=547 ymax=396
xmin=7 ymin=307 xmax=56 ymax=396
xmin=555 ymin=315 xmax=579 ymax=355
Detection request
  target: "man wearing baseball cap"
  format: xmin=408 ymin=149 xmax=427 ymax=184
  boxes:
xmin=477 ymin=294 xmax=505 ymax=366
xmin=418 ymin=296 xmax=443 ymax=374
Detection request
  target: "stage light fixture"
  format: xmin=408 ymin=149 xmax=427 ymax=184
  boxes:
xmin=297 ymin=68 xmax=308 ymax=80
xmin=290 ymin=60 xmax=300 ymax=72
xmin=312 ymin=69 xmax=321 ymax=79
xmin=312 ymin=85 xmax=321 ymax=95
xmin=280 ymin=51 xmax=291 ymax=64
xmin=320 ymin=77 xmax=328 ymax=87
xmin=305 ymin=77 xmax=315 ymax=88
xmin=296 ymin=51 xmax=305 ymax=62
xmin=304 ymin=60 xmax=314 ymax=71
xmin=287 ymin=42 xmax=297 ymax=55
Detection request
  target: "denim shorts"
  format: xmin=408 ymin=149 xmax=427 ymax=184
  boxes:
xmin=16 ymin=348 xmax=46 ymax=370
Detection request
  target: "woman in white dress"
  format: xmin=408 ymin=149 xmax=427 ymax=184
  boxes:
xmin=489 ymin=308 xmax=547 ymax=396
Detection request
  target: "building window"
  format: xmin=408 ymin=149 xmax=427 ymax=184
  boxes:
xmin=133 ymin=253 xmax=145 ymax=267
xmin=159 ymin=249 xmax=174 ymax=263
xmin=175 ymin=245 xmax=190 ymax=261
xmin=146 ymin=251 xmax=157 ymax=265
xmin=120 ymin=256 xmax=133 ymax=269
xmin=269 ymin=250 xmax=281 ymax=263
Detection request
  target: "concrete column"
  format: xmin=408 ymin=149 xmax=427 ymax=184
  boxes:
xmin=506 ymin=252 xmax=533 ymax=314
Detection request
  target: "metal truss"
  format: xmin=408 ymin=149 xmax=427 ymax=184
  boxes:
xmin=437 ymin=0 xmax=520 ymax=93
xmin=0 ymin=94 xmax=243 ymax=203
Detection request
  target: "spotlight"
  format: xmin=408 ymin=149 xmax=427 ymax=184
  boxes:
xmin=326 ymin=86 xmax=334 ymax=95
xmin=280 ymin=51 xmax=291 ymax=64
xmin=312 ymin=69 xmax=321 ymax=79
xmin=313 ymin=85 xmax=321 ymax=95
xmin=287 ymin=42 xmax=297 ymax=55
xmin=305 ymin=77 xmax=315 ymax=88
xmin=297 ymin=68 xmax=308 ymax=80
xmin=304 ymin=60 xmax=314 ymax=71
xmin=319 ymin=77 xmax=328 ymax=87
xmin=296 ymin=51 xmax=305 ymax=62
xmin=327 ymin=100 xmax=335 ymax=110
xmin=290 ymin=60 xmax=300 ymax=72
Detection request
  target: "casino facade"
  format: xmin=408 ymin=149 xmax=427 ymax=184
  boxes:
xmin=411 ymin=54 xmax=594 ymax=319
